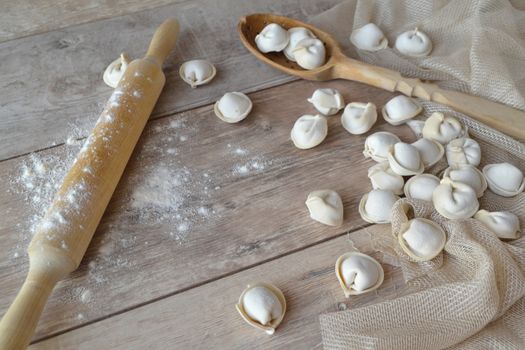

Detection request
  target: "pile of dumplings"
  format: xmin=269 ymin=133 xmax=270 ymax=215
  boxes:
xmin=287 ymin=89 xmax=522 ymax=334
xmin=360 ymin=109 xmax=522 ymax=243
xmin=255 ymin=23 xmax=326 ymax=70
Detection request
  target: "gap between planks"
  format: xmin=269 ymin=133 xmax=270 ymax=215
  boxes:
xmin=31 ymin=224 xmax=371 ymax=344
xmin=0 ymin=76 xmax=299 ymax=165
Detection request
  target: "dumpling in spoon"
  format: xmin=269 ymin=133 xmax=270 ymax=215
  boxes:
xmin=255 ymin=23 xmax=289 ymax=53
xmin=284 ymin=27 xmax=316 ymax=62
xmin=292 ymin=38 xmax=326 ymax=69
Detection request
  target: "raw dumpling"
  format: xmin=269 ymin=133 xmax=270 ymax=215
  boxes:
xmin=341 ymin=102 xmax=377 ymax=135
xmin=387 ymin=142 xmax=425 ymax=176
xmin=446 ymin=138 xmax=481 ymax=167
xmin=474 ymin=210 xmax=521 ymax=240
xmin=350 ymin=23 xmax=388 ymax=51
xmin=398 ymin=218 xmax=446 ymax=261
xmin=382 ymin=95 xmax=422 ymax=126
xmin=179 ymin=59 xmax=216 ymax=88
xmin=292 ymin=38 xmax=326 ymax=70
xmin=363 ymin=131 xmax=401 ymax=162
xmin=236 ymin=283 xmax=286 ymax=335
xmin=305 ymin=190 xmax=344 ymax=226
xmin=404 ymin=173 xmax=440 ymax=202
xmin=307 ymin=88 xmax=344 ymax=115
xmin=335 ymin=252 xmax=384 ymax=297
xmin=432 ymin=178 xmax=479 ymax=219
xmin=395 ymin=28 xmax=432 ymax=57
xmin=483 ymin=163 xmax=525 ymax=197
xmin=214 ymin=92 xmax=252 ymax=123
xmin=284 ymin=27 xmax=316 ymax=62
xmin=442 ymin=164 xmax=487 ymax=198
xmin=103 ymin=52 xmax=131 ymax=88
xmin=411 ymin=138 xmax=444 ymax=168
xmin=359 ymin=189 xmax=399 ymax=224
xmin=255 ymin=23 xmax=289 ymax=53
xmin=290 ymin=114 xmax=328 ymax=149
xmin=367 ymin=162 xmax=404 ymax=195
xmin=422 ymin=112 xmax=465 ymax=144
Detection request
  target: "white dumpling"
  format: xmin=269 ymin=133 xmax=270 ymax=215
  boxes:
xmin=359 ymin=189 xmax=399 ymax=224
xmin=363 ymin=131 xmax=401 ymax=162
xmin=442 ymin=164 xmax=487 ymax=198
xmin=398 ymin=218 xmax=446 ymax=261
xmin=446 ymin=138 xmax=481 ymax=167
xmin=292 ymin=38 xmax=326 ymax=69
xmin=307 ymin=88 xmax=344 ymax=115
xmin=387 ymin=142 xmax=425 ymax=176
xmin=422 ymin=112 xmax=465 ymax=144
xmin=255 ymin=23 xmax=289 ymax=53
xmin=236 ymin=283 xmax=286 ymax=335
xmin=290 ymin=114 xmax=328 ymax=149
xmin=382 ymin=95 xmax=422 ymax=125
xmin=395 ymin=28 xmax=432 ymax=57
xmin=367 ymin=161 xmax=404 ymax=195
xmin=335 ymin=252 xmax=384 ymax=297
xmin=305 ymin=190 xmax=344 ymax=226
xmin=103 ymin=52 xmax=131 ymax=88
xmin=483 ymin=163 xmax=525 ymax=197
xmin=179 ymin=59 xmax=216 ymax=88
xmin=474 ymin=210 xmax=521 ymax=240
xmin=432 ymin=178 xmax=479 ymax=219
xmin=284 ymin=27 xmax=316 ymax=62
xmin=404 ymin=174 xmax=440 ymax=202
xmin=214 ymin=92 xmax=252 ymax=123
xmin=411 ymin=138 xmax=444 ymax=168
xmin=242 ymin=286 xmax=282 ymax=326
xmin=341 ymin=102 xmax=377 ymax=135
xmin=350 ymin=23 xmax=388 ymax=51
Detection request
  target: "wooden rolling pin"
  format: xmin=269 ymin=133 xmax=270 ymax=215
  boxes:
xmin=0 ymin=18 xmax=179 ymax=349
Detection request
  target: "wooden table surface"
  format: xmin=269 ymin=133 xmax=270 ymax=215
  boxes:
xmin=0 ymin=1 xmax=413 ymax=348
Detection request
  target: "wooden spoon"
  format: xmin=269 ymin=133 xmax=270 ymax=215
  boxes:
xmin=238 ymin=13 xmax=525 ymax=140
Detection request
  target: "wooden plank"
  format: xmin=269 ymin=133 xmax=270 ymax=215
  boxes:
xmin=0 ymin=0 xmax=340 ymax=160
xmin=0 ymin=1 xmax=184 ymax=42
xmin=0 ymin=79 xmax=414 ymax=341
xmin=30 ymin=225 xmax=407 ymax=349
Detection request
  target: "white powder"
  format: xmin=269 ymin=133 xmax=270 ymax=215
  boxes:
xmin=80 ymin=289 xmax=92 ymax=303
xmin=232 ymin=157 xmax=270 ymax=176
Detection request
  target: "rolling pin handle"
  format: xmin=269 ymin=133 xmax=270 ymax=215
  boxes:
xmin=145 ymin=18 xmax=180 ymax=66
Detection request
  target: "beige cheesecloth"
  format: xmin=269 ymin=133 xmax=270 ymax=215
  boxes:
xmin=310 ymin=1 xmax=525 ymax=349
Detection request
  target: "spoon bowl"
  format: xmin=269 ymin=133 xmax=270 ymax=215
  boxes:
xmin=238 ymin=13 xmax=525 ymax=140
xmin=238 ymin=13 xmax=340 ymax=81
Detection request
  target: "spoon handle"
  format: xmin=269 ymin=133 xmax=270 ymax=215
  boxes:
xmin=335 ymin=56 xmax=525 ymax=140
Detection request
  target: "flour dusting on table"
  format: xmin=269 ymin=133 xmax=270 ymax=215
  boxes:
xmin=8 ymin=112 xmax=279 ymax=317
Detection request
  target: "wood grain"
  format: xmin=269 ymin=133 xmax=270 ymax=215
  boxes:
xmin=30 ymin=225 xmax=408 ymax=349
xmin=0 ymin=79 xmax=414 ymax=341
xmin=0 ymin=0 xmax=184 ymax=43
xmin=0 ymin=0 xmax=339 ymax=161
